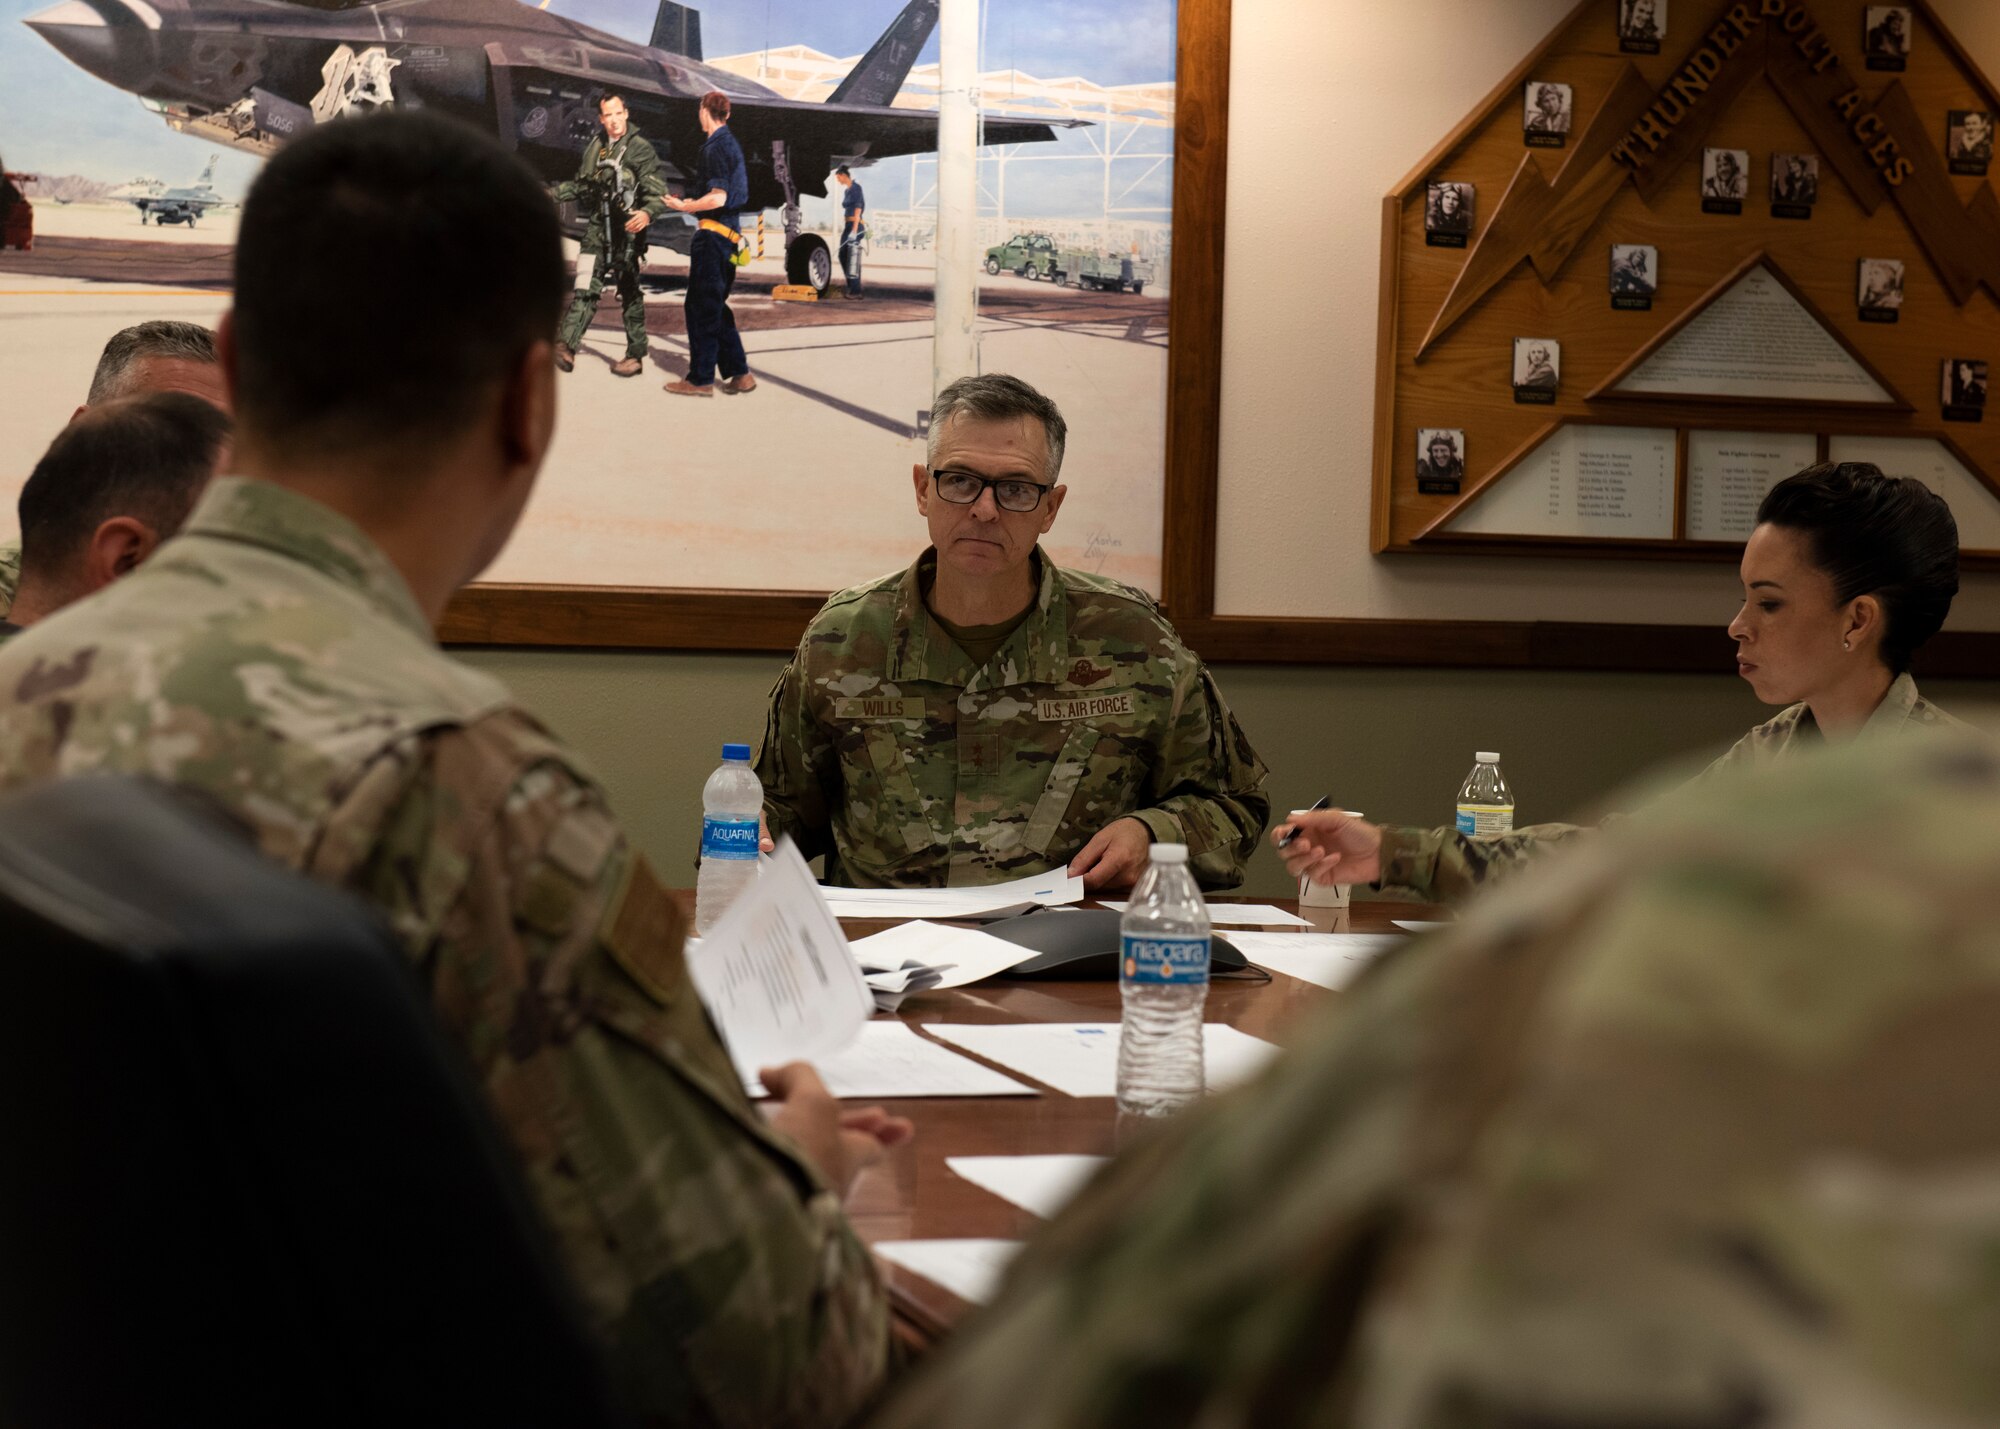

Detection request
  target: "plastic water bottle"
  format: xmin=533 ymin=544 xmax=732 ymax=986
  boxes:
xmin=1116 ymin=844 xmax=1209 ymax=1119
xmin=695 ymin=743 xmax=762 ymax=934
xmin=1456 ymin=751 xmax=1515 ymax=839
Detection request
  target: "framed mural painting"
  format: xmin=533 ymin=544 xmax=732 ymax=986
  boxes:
xmin=0 ymin=0 xmax=1228 ymax=651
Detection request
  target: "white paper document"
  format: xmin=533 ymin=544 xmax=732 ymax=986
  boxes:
xmin=1098 ymin=900 xmax=1310 ymax=928
xmin=849 ymin=920 xmax=1039 ymax=988
xmin=1392 ymin=920 xmax=1450 ymax=933
xmin=1228 ymin=932 xmax=1403 ymax=990
xmin=924 ymin=1022 xmax=1281 ymax=1098
xmin=874 ymin=1239 xmax=1024 ymax=1306
xmin=946 ymin=1154 xmax=1109 ymax=1219
xmin=686 ymin=839 xmax=873 ymax=1072
xmin=819 ymin=871 xmax=1085 ymax=922
xmin=741 ymin=1021 xmax=1034 ymax=1099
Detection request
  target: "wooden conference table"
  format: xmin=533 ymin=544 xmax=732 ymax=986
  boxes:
xmin=826 ymin=897 xmax=1442 ymax=1344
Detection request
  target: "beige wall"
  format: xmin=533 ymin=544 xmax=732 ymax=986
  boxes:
xmin=462 ymin=647 xmax=2000 ymax=899
xmin=1215 ymin=0 xmax=2000 ymax=629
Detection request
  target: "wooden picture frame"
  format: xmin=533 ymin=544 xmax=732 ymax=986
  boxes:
xmin=442 ymin=0 xmax=1234 ymax=653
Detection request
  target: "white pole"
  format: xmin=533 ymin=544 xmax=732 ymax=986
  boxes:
xmin=932 ymin=0 xmax=979 ymax=402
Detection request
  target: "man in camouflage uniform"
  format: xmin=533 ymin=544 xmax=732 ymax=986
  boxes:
xmin=755 ymin=373 xmax=1268 ymax=890
xmin=873 ymin=731 xmax=2000 ymax=1427
xmin=2 ymin=391 xmax=230 ymax=640
xmin=554 ymin=93 xmax=666 ymax=378
xmin=0 ymin=319 xmax=227 ymax=621
xmin=0 ymin=112 xmax=895 ymax=1428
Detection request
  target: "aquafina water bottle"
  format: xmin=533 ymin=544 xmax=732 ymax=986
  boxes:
xmin=694 ymin=743 xmax=762 ymax=934
xmin=1115 ymin=844 xmax=1209 ymax=1118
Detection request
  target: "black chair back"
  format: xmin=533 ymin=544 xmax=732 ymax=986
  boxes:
xmin=0 ymin=776 xmax=628 ymax=1428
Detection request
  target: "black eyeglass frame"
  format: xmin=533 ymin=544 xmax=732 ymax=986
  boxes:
xmin=928 ymin=467 xmax=1055 ymax=513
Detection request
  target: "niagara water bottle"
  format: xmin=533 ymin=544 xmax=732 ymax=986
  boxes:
xmin=695 ymin=743 xmax=762 ymax=934
xmin=1116 ymin=843 xmax=1210 ymax=1119
xmin=1456 ymin=751 xmax=1514 ymax=838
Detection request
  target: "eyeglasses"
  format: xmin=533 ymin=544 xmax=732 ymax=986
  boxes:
xmin=930 ymin=468 xmax=1053 ymax=513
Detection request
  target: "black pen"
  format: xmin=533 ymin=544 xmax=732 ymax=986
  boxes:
xmin=1278 ymin=795 xmax=1331 ymax=847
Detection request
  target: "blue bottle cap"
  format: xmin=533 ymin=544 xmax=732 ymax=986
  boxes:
xmin=722 ymin=743 xmax=752 ymax=761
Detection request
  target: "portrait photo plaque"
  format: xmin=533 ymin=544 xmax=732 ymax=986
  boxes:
xmin=1685 ymin=430 xmax=1820 ymax=542
xmin=1857 ymin=259 xmax=1904 ymax=324
xmin=1618 ymin=0 xmax=1664 ymax=54
xmin=1863 ymin=6 xmax=1911 ymax=71
xmin=1417 ymin=428 xmax=1466 ymax=494
xmin=1523 ymin=82 xmax=1572 ymax=148
xmin=1948 ymin=111 xmax=1993 ymax=177
xmin=1768 ymin=153 xmax=1818 ymax=220
xmin=1701 ymin=148 xmax=1748 ymax=214
xmin=1512 ymin=339 xmax=1561 ymax=404
xmin=1424 ymin=182 xmax=1474 ymax=248
xmin=1943 ymin=360 xmax=1988 ymax=422
xmin=1446 ymin=424 xmax=1676 ymax=541
xmin=1609 ymin=244 xmax=1657 ymax=310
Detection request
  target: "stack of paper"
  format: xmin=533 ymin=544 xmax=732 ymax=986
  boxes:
xmin=739 ymin=1021 xmax=1034 ymax=1100
xmin=820 ymin=871 xmax=1085 ymax=922
xmin=923 ymin=1023 xmax=1281 ymax=1098
xmin=1227 ymin=932 xmax=1404 ymax=990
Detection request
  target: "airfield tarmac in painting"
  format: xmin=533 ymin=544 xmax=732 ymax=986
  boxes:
xmin=0 ymin=204 xmax=1168 ymax=594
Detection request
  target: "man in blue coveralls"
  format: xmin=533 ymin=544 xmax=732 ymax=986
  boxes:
xmin=663 ymin=91 xmax=755 ymax=397
xmin=835 ymin=165 xmax=865 ymax=298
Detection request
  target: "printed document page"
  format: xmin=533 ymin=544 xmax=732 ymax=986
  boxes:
xmin=849 ymin=920 xmax=1040 ymax=988
xmin=924 ymin=1023 xmax=1281 ymax=1097
xmin=873 ymin=1239 xmax=1024 ymax=1306
xmin=687 ymin=839 xmax=872 ymax=1072
xmin=819 ymin=870 xmax=1085 ymax=921
xmin=1227 ymin=932 xmax=1405 ymax=990
xmin=1097 ymin=900 xmax=1310 ymax=927
xmin=946 ymin=1154 xmax=1109 ymax=1219
xmin=741 ymin=1021 xmax=1035 ymax=1099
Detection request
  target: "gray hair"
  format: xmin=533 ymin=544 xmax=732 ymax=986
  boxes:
xmin=927 ymin=372 xmax=1068 ymax=481
xmin=86 ymin=321 xmax=218 ymax=406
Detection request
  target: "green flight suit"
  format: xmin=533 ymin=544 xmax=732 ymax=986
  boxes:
xmin=555 ymin=129 xmax=668 ymax=359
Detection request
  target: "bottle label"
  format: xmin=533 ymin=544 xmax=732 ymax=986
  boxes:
xmin=1121 ymin=933 xmax=1210 ymax=986
xmin=701 ymin=816 xmax=761 ymax=861
xmin=1456 ymin=804 xmax=1515 ymax=838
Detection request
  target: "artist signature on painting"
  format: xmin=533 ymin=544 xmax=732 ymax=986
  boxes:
xmin=1083 ymin=528 xmax=1124 ymax=572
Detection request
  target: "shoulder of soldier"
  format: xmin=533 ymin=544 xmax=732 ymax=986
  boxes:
xmin=1741 ymin=699 xmax=1810 ymax=749
xmin=1053 ymin=563 xmax=1190 ymax=658
xmin=626 ymin=132 xmax=660 ymax=162
xmin=798 ymin=567 xmax=906 ymax=649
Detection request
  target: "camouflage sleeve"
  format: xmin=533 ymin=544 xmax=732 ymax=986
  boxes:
xmin=1375 ymin=820 xmax=1593 ymax=903
xmin=1129 ymin=662 xmax=1269 ymax=890
xmin=354 ymin=723 xmax=889 ymax=1429
xmin=754 ymin=656 xmax=838 ymax=866
xmin=0 ymin=539 xmax=19 ymax=620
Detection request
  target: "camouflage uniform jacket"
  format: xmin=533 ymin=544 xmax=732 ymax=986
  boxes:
xmin=1377 ymin=672 xmax=1967 ymax=903
xmin=873 ymin=732 xmax=2000 ymax=1429
xmin=0 ymin=478 xmax=888 ymax=1429
xmin=756 ymin=549 xmax=1269 ymax=889
xmin=554 ymin=130 xmax=668 ymax=253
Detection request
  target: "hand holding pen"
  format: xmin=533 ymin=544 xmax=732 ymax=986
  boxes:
xmin=1272 ymin=802 xmax=1383 ymax=887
